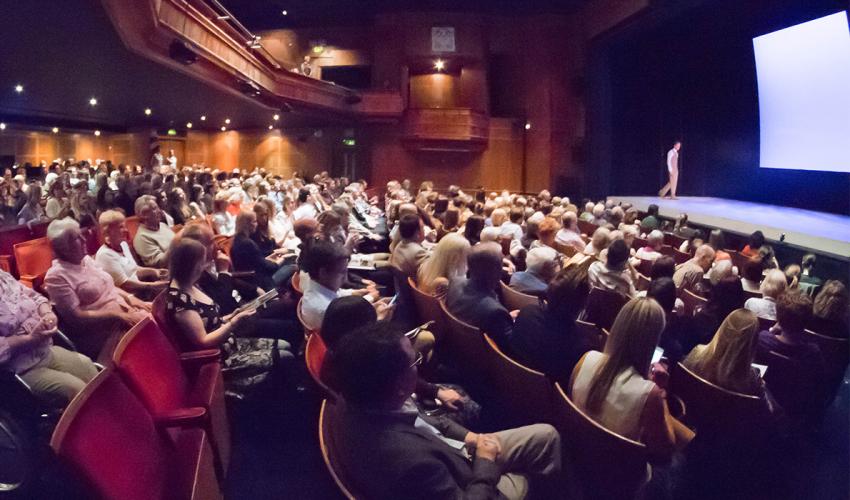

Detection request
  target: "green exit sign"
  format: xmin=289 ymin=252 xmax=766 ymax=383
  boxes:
xmin=167 ymin=129 xmax=177 ymax=136
xmin=342 ymin=138 xmax=356 ymax=146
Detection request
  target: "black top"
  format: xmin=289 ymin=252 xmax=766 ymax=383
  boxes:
xmin=252 ymin=230 xmax=277 ymax=256
xmin=164 ymin=286 xmax=222 ymax=352
xmin=510 ymin=304 xmax=594 ymax=383
xmin=197 ymin=270 xmax=259 ymax=316
xmin=231 ymin=233 xmax=279 ymax=290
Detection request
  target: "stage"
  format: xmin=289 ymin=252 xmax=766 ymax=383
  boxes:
xmin=607 ymin=196 xmax=850 ymax=260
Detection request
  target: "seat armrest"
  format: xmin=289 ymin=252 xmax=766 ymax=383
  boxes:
xmin=180 ymin=349 xmax=221 ymax=365
xmin=155 ymin=407 xmax=208 ymax=428
xmin=230 ymin=271 xmax=255 ymax=280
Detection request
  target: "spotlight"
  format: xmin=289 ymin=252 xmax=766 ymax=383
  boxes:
xmin=52 ymin=127 xmax=59 ymax=134
xmin=268 ymin=125 xmax=273 ymax=130
xmin=434 ymin=59 xmax=445 ymax=71
xmin=225 ymin=118 xmax=231 ymax=124
xmin=94 ymin=130 xmax=101 ymax=136
xmin=14 ymin=84 xmax=23 ymax=93
xmin=200 ymin=115 xmax=206 ymax=121
xmin=524 ymin=122 xmax=532 ymax=130
xmin=186 ymin=122 xmax=193 ymax=129
xmin=281 ymin=10 xmax=288 ymax=16
xmin=0 ymin=123 xmax=5 ymax=130
xmin=144 ymin=108 xmax=152 ymax=116
xmin=273 ymin=114 xmax=280 ymax=121
xmin=221 ymin=126 xmax=226 ymax=132
xmin=89 ymin=97 xmax=98 ymax=106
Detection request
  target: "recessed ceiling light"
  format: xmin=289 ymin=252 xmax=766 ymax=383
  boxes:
xmin=0 ymin=123 xmax=6 ymax=130
xmin=14 ymin=84 xmax=23 ymax=93
xmin=268 ymin=125 xmax=273 ymax=130
xmin=200 ymin=115 xmax=206 ymax=121
xmin=224 ymin=118 xmax=231 ymax=124
xmin=281 ymin=10 xmax=288 ymax=16
xmin=524 ymin=122 xmax=532 ymax=130
xmin=94 ymin=130 xmax=101 ymax=136
xmin=221 ymin=126 xmax=226 ymax=132
xmin=273 ymin=114 xmax=280 ymax=121
xmin=434 ymin=59 xmax=445 ymax=71
xmin=144 ymin=108 xmax=152 ymax=116
xmin=52 ymin=127 xmax=59 ymax=134
xmin=89 ymin=97 xmax=98 ymax=106
xmin=186 ymin=122 xmax=193 ymax=129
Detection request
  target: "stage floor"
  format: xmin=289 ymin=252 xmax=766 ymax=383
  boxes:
xmin=607 ymin=196 xmax=850 ymax=259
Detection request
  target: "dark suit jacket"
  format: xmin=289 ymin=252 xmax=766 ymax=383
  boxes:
xmin=334 ymin=403 xmax=503 ymax=500
xmin=446 ymin=278 xmax=514 ymax=348
xmin=197 ymin=270 xmax=258 ymax=315
xmin=231 ymin=233 xmax=279 ymax=290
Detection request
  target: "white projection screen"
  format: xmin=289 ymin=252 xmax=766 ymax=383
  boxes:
xmin=753 ymin=11 xmax=850 ymax=173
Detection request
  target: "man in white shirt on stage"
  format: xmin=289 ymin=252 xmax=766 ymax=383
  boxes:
xmin=658 ymin=141 xmax=681 ymax=199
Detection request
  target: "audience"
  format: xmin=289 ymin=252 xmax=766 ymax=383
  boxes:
xmin=741 ymin=230 xmax=765 ymax=258
xmin=132 ymin=194 xmax=175 ymax=268
xmin=588 ymin=239 xmax=636 ymax=297
xmin=810 ymin=280 xmax=849 ymax=338
xmin=673 ymin=245 xmax=715 ymax=291
xmin=95 ymin=210 xmax=168 ymax=296
xmin=509 ymin=246 xmax=559 ymax=296
xmin=636 ymin=230 xmax=665 ymax=261
xmin=744 ymin=269 xmax=787 ymax=321
xmin=416 ymin=233 xmax=470 ymax=296
xmin=231 ymin=210 xmax=289 ymax=290
xmin=328 ymin=321 xmax=562 ymax=499
xmin=555 ymin=211 xmax=586 ymax=253
xmin=389 ymin=214 xmax=428 ymax=278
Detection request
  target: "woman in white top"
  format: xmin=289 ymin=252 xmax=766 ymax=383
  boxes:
xmin=570 ymin=297 xmax=693 ymax=461
xmin=744 ymin=269 xmax=786 ymax=321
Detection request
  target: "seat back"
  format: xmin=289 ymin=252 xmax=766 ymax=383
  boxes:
xmin=583 ymin=287 xmax=630 ymax=331
xmin=297 ymin=298 xmax=319 ymax=337
xmin=13 ymin=236 xmax=53 ymax=290
xmin=553 ymin=382 xmax=648 ymax=500
xmin=291 ymin=271 xmax=303 ymax=295
xmin=664 ymin=232 xmax=687 ymax=250
xmin=124 ymin=216 xmax=141 ymax=242
xmin=635 ymin=271 xmax=650 ymax=292
xmin=632 ymin=236 xmax=649 ymax=251
xmin=389 ymin=266 xmax=417 ymax=328
xmin=670 ymin=362 xmax=764 ymax=432
xmin=755 ymin=349 xmax=818 ymax=423
xmin=111 ymin=317 xmax=191 ymax=416
xmin=636 ymin=258 xmax=654 ymax=276
xmin=305 ymin=333 xmax=335 ymax=397
xmin=408 ymin=277 xmax=446 ymax=343
xmin=318 ymin=400 xmax=360 ymax=500
xmin=577 ymin=220 xmax=596 ymax=236
xmin=82 ymin=226 xmax=101 ymax=256
xmin=499 ymin=281 xmax=540 ymax=311
xmin=671 ymin=247 xmax=691 ymax=264
xmin=680 ymin=288 xmax=708 ymax=317
xmin=0 ymin=221 xmax=49 ymax=276
xmin=574 ymin=319 xmax=604 ymax=350
xmin=803 ymin=329 xmax=849 ymax=376
xmin=50 ymin=370 xmax=207 ymax=500
xmin=439 ymin=300 xmax=490 ymax=383
xmin=551 ymin=241 xmax=577 ymax=258
xmin=757 ymin=316 xmax=775 ymax=332
xmin=152 ymin=291 xmax=189 ymax=352
xmin=213 ymin=234 xmax=233 ymax=257
xmin=483 ymin=334 xmax=554 ymax=425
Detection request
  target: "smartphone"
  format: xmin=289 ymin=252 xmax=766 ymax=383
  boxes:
xmin=752 ymin=363 xmax=768 ymax=378
xmin=651 ymin=347 xmax=665 ymax=365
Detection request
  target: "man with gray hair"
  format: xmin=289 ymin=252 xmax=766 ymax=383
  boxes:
xmin=509 ymin=247 xmax=559 ymax=296
xmin=673 ymin=244 xmax=715 ymax=291
xmin=446 ymin=242 xmax=515 ymax=348
xmin=555 ymin=211 xmax=585 ymax=253
xmin=133 ymin=195 xmax=175 ymax=268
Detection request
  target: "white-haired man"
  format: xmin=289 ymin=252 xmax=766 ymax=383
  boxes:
xmin=132 ymin=195 xmax=175 ymax=268
xmin=509 ymin=246 xmax=560 ymax=297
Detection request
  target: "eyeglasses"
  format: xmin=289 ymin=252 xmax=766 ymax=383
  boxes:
xmin=409 ymin=351 xmax=424 ymax=369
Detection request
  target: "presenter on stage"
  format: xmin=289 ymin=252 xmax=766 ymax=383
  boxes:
xmin=658 ymin=141 xmax=681 ymax=199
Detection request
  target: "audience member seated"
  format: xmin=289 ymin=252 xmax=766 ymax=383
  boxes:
xmin=95 ymin=210 xmax=168 ymax=296
xmin=798 ymin=253 xmax=823 ymax=290
xmin=740 ymin=255 xmax=765 ymax=293
xmin=590 ymin=203 xmax=606 ymax=226
xmin=678 ymin=230 xmax=705 ymax=254
xmin=231 ymin=210 xmax=289 ymax=291
xmin=641 ymin=204 xmax=661 ymax=231
xmin=755 ymin=290 xmax=825 ymax=419
xmin=686 ymin=276 xmax=746 ymax=351
xmin=583 ymin=226 xmax=611 ymax=257
xmin=647 ymin=277 xmax=687 ymax=362
xmin=635 ymin=230 xmax=665 ymax=261
xmin=446 ymin=242 xmax=515 ymax=347
xmin=509 ymin=247 xmax=559 ymax=296
xmin=252 ymin=201 xmax=283 ymax=255
xmin=684 ymin=309 xmax=766 ymax=396
xmin=531 ymin=216 xmax=561 ymax=252
xmin=744 ymin=269 xmax=786 ymax=321
xmin=463 ymin=214 xmax=485 ymax=246
xmin=0 ymin=269 xmax=98 ymax=407
xmin=389 ymin=214 xmax=428 ymax=278
xmin=328 ymin=321 xmax=562 ymax=499
xmin=44 ymin=218 xmax=149 ymax=358
xmin=588 ymin=239 xmax=636 ymax=298
xmin=570 ymin=297 xmax=694 ymax=461
xmin=17 ymin=182 xmax=47 ymax=225
xmin=165 ymin=239 xmax=293 ymax=395
xmin=416 ymin=233 xmax=470 ymax=296
xmin=211 ymin=196 xmax=235 ymax=236
xmin=511 ymin=264 xmax=593 ymax=382
xmin=741 ymin=230 xmax=765 ymax=258
xmin=132 ymin=194 xmax=175 ymax=268
xmin=707 ymin=229 xmax=731 ymax=261
xmin=293 ymin=187 xmax=318 ymax=221
xmin=809 ymin=280 xmax=849 ymax=338
xmin=695 ymin=259 xmax=734 ymax=297
xmin=556 ymin=211 xmax=586 ymax=253
xmin=500 ymin=208 xmax=524 ymax=241
xmin=673 ymin=245 xmax=715 ymax=291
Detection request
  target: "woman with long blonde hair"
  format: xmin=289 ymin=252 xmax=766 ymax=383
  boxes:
xmin=570 ymin=297 xmax=693 ymax=461
xmin=416 ymin=233 xmax=470 ymax=296
xmin=683 ymin=309 xmax=762 ymax=395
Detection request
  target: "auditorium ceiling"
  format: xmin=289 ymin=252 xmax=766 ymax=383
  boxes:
xmin=0 ymin=0 xmax=345 ymax=133
xmin=221 ymin=0 xmax=591 ymax=30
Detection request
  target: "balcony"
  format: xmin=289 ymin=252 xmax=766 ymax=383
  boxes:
xmin=402 ymin=109 xmax=489 ymax=152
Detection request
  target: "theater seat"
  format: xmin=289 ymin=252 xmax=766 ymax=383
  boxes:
xmin=483 ymin=334 xmax=555 ymax=425
xmin=318 ymin=399 xmax=361 ymax=500
xmin=305 ymin=332 xmax=335 ymax=398
xmin=13 ymin=236 xmax=54 ymax=292
xmin=50 ymin=369 xmax=222 ymax=500
xmin=680 ymin=288 xmax=708 ymax=316
xmin=124 ymin=216 xmax=141 ymax=242
xmin=439 ymin=300 xmax=491 ymax=386
xmin=152 ymin=291 xmax=189 ymax=352
xmin=582 ymin=287 xmax=630 ymax=331
xmin=296 ymin=298 xmax=319 ymax=338
xmin=0 ymin=221 xmax=49 ymax=276
xmin=408 ymin=277 xmax=446 ymax=343
xmin=499 ymin=281 xmax=540 ymax=311
xmin=111 ymin=317 xmax=230 ymax=478
xmin=553 ymin=382 xmax=649 ymax=500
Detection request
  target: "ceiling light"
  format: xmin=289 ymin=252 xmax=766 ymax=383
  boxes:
xmin=52 ymin=127 xmax=59 ymax=134
xmin=273 ymin=114 xmax=280 ymax=121
xmin=221 ymin=126 xmax=226 ymax=132
xmin=186 ymin=122 xmax=193 ymax=129
xmin=0 ymin=123 xmax=5 ymax=130
xmin=225 ymin=118 xmax=231 ymax=124
xmin=434 ymin=59 xmax=445 ymax=71
xmin=144 ymin=108 xmax=152 ymax=116
xmin=268 ymin=125 xmax=273 ymax=130
xmin=200 ymin=115 xmax=206 ymax=121
xmin=94 ymin=130 xmax=101 ymax=136
xmin=281 ymin=10 xmax=288 ymax=16
xmin=524 ymin=122 xmax=532 ymax=130
xmin=89 ymin=97 xmax=98 ymax=106
xmin=14 ymin=84 xmax=23 ymax=93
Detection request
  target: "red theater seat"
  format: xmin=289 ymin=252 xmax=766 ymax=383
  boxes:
xmin=50 ymin=369 xmax=222 ymax=500
xmin=13 ymin=236 xmax=54 ymax=292
xmin=305 ymin=332 xmax=335 ymax=397
xmin=0 ymin=221 xmax=50 ymax=276
xmin=111 ymin=317 xmax=230 ymax=478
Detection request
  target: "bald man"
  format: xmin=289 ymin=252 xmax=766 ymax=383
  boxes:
xmin=673 ymin=244 xmax=715 ymax=291
xmin=445 ymin=242 xmax=515 ymax=348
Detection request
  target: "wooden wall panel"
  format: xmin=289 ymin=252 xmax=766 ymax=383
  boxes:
xmin=0 ymin=129 xmax=115 ymax=166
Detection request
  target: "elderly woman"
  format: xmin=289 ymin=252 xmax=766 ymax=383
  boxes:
xmin=44 ymin=218 xmax=150 ymax=360
xmin=17 ymin=182 xmax=46 ymax=225
xmin=94 ymin=210 xmax=169 ymax=296
xmin=0 ymin=269 xmax=98 ymax=407
xmin=744 ymin=269 xmax=787 ymax=321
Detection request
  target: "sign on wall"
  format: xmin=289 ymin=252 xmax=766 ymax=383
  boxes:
xmin=431 ymin=27 xmax=456 ymax=52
